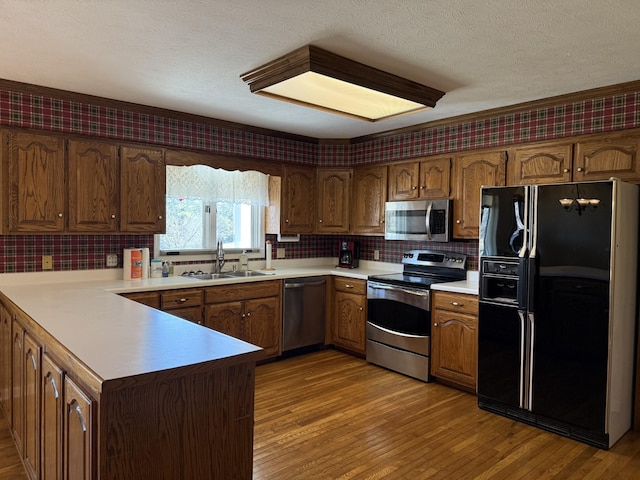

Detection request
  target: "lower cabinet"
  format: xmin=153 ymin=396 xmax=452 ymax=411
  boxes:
xmin=332 ymin=277 xmax=367 ymax=355
xmin=41 ymin=353 xmax=64 ymax=480
xmin=64 ymin=376 xmax=94 ymax=480
xmin=160 ymin=288 xmax=204 ymax=325
xmin=431 ymin=291 xmax=479 ymax=392
xmin=205 ymin=281 xmax=282 ymax=359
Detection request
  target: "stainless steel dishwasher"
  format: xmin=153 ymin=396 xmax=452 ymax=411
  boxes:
xmin=283 ymin=276 xmax=326 ymax=352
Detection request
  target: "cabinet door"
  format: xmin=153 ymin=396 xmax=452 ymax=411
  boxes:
xmin=388 ymin=162 xmax=419 ymax=201
xmin=574 ymin=134 xmax=640 ymax=182
xmin=333 ymin=291 xmax=366 ymax=354
xmin=419 ymin=157 xmax=451 ymax=198
xmin=205 ymin=302 xmax=244 ymax=339
xmin=23 ymin=333 xmax=41 ymax=480
xmin=452 ymin=151 xmax=506 ymax=238
xmin=68 ymin=140 xmax=119 ymax=232
xmin=64 ymin=377 xmax=94 ymax=480
xmin=508 ymin=142 xmax=573 ymax=185
xmin=41 ymin=353 xmax=64 ymax=480
xmin=244 ymin=297 xmax=281 ymax=358
xmin=351 ymin=165 xmax=387 ymax=234
xmin=431 ymin=309 xmax=478 ymax=391
xmin=281 ymin=165 xmax=316 ymax=233
xmin=11 ymin=319 xmax=24 ymax=456
xmin=6 ymin=131 xmax=66 ymax=232
xmin=0 ymin=305 xmax=11 ymax=417
xmin=317 ymin=169 xmax=352 ymax=233
xmin=120 ymin=145 xmax=166 ymax=233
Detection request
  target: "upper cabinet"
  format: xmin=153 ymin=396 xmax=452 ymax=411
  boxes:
xmin=351 ymin=165 xmax=387 ymax=235
xmin=281 ymin=165 xmax=316 ymax=234
xmin=0 ymin=130 xmax=166 ymax=234
xmin=452 ymin=150 xmax=506 ymax=239
xmin=120 ymin=145 xmax=166 ymax=233
xmin=574 ymin=132 xmax=640 ymax=183
xmin=317 ymin=169 xmax=352 ymax=233
xmin=507 ymin=142 xmax=573 ymax=185
xmin=3 ymin=131 xmax=66 ymax=233
xmin=68 ymin=140 xmax=119 ymax=232
xmin=388 ymin=156 xmax=451 ymax=201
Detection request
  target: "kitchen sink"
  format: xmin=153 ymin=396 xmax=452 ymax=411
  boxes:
xmin=225 ymin=270 xmax=269 ymax=277
xmin=183 ymin=272 xmax=228 ymax=280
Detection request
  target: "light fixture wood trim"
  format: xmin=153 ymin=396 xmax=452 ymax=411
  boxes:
xmin=241 ymin=45 xmax=445 ymax=121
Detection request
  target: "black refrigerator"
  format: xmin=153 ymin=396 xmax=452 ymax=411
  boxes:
xmin=477 ymin=180 xmax=638 ymax=449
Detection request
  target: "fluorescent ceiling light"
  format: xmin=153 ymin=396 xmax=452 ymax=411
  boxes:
xmin=241 ymin=45 xmax=445 ymax=122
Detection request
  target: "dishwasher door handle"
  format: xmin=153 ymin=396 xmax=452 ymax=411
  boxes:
xmin=285 ymin=280 xmax=327 ymax=289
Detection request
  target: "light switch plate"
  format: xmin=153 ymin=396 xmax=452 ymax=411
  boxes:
xmin=374 ymin=250 xmax=380 ymax=260
xmin=106 ymin=254 xmax=118 ymax=267
xmin=276 ymin=248 xmax=286 ymax=259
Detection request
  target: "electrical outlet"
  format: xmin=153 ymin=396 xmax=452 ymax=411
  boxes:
xmin=106 ymin=254 xmax=118 ymax=267
xmin=276 ymin=248 xmax=286 ymax=259
xmin=42 ymin=255 xmax=53 ymax=270
xmin=374 ymin=250 xmax=380 ymax=260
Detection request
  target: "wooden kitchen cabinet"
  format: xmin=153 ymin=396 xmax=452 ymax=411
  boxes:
xmin=41 ymin=353 xmax=64 ymax=480
xmin=205 ymin=280 xmax=282 ymax=359
xmin=332 ymin=277 xmax=367 ymax=355
xmin=120 ymin=290 xmax=161 ymax=309
xmin=11 ymin=317 xmax=25 ymax=457
xmin=2 ymin=130 xmax=66 ymax=233
xmin=351 ymin=165 xmax=387 ymax=235
xmin=388 ymin=156 xmax=451 ymax=201
xmin=317 ymin=168 xmax=352 ymax=233
xmin=574 ymin=132 xmax=640 ymax=183
xmin=23 ymin=332 xmax=41 ymax=480
xmin=68 ymin=139 xmax=119 ymax=232
xmin=161 ymin=288 xmax=204 ymax=325
xmin=120 ymin=145 xmax=166 ymax=233
xmin=0 ymin=305 xmax=11 ymax=417
xmin=452 ymin=150 xmax=506 ymax=238
xmin=280 ymin=165 xmax=316 ymax=234
xmin=63 ymin=376 xmax=95 ymax=480
xmin=507 ymin=141 xmax=574 ymax=185
xmin=431 ymin=291 xmax=478 ymax=392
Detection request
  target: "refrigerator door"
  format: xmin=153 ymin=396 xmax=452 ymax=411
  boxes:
xmin=479 ymin=186 xmax=527 ymax=258
xmin=530 ymin=182 xmax=612 ymax=433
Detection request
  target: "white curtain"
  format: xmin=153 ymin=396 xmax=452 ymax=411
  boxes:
xmin=166 ymin=165 xmax=269 ymax=206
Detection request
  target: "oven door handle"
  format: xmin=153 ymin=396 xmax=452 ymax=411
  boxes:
xmin=368 ymin=284 xmax=430 ymax=298
xmin=367 ymin=322 xmax=426 ymax=339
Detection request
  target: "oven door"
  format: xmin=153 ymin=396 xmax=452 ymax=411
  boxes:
xmin=366 ymin=281 xmax=431 ymax=355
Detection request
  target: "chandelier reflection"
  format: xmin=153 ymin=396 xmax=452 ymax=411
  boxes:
xmin=559 ymin=197 xmax=600 ymax=215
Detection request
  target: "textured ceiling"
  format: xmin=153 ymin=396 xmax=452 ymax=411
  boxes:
xmin=1 ymin=0 xmax=639 ymax=139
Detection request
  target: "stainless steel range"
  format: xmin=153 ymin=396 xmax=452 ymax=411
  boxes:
xmin=366 ymin=250 xmax=467 ymax=382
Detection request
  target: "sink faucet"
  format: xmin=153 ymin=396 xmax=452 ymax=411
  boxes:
xmin=215 ymin=241 xmax=225 ymax=273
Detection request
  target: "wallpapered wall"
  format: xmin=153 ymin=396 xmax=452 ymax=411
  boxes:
xmin=0 ymin=84 xmax=639 ymax=273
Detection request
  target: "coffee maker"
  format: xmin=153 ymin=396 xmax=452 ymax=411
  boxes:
xmin=338 ymin=240 xmax=359 ymax=268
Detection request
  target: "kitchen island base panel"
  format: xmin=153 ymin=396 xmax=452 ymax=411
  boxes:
xmin=101 ymin=360 xmax=255 ymax=480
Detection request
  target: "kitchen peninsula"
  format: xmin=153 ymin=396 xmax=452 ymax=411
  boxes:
xmin=0 ymin=273 xmax=263 ymax=480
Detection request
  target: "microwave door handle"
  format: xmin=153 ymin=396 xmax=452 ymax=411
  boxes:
xmin=425 ymin=202 xmax=432 ymax=240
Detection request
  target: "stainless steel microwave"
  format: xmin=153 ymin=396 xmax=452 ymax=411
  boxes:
xmin=384 ymin=199 xmax=452 ymax=242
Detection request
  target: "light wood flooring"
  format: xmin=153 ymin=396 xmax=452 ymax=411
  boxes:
xmin=253 ymin=349 xmax=640 ymax=480
xmin=2 ymin=349 xmax=640 ymax=479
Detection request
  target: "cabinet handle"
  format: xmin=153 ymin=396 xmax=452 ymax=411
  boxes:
xmin=158 ymin=215 xmax=163 ymax=220
xmin=58 ymin=213 xmax=63 ymax=218
xmin=285 ymin=219 xmax=290 ymax=223
xmin=175 ymin=298 xmax=189 ymax=303
xmin=344 ymin=284 xmax=354 ymax=288
xmin=28 ymin=350 xmax=37 ymax=370
xmin=450 ymin=301 xmax=464 ymax=307
xmin=419 ymin=186 xmax=425 ymax=190
xmin=241 ymin=313 xmax=246 ymax=318
xmin=576 ymin=167 xmax=584 ymax=172
xmin=411 ymin=186 xmax=417 ymax=190
xmin=434 ymin=323 xmax=439 ymax=327
xmin=359 ymin=307 xmax=363 ymax=311
xmin=456 ymin=219 xmax=461 ymax=224
xmin=246 ymin=312 xmax=251 ymax=317
xmin=70 ymin=401 xmax=87 ymax=432
xmin=563 ymin=168 xmax=570 ymax=173
xmin=319 ymin=219 xmax=323 ymax=223
xmin=111 ymin=214 xmax=116 ymax=219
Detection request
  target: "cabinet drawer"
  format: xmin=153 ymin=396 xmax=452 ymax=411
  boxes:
xmin=121 ymin=291 xmax=161 ymax=309
xmin=166 ymin=306 xmax=203 ymax=324
xmin=433 ymin=291 xmax=478 ymax=315
xmin=205 ymin=280 xmax=281 ymax=304
xmin=161 ymin=289 xmax=203 ymax=310
xmin=334 ymin=277 xmax=367 ymax=295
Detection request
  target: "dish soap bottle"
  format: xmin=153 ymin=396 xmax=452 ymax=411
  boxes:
xmin=162 ymin=261 xmax=169 ymax=277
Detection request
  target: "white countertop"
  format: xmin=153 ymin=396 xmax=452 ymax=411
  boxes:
xmin=0 ymin=259 xmax=476 ymax=383
xmin=430 ymin=271 xmax=479 ymax=295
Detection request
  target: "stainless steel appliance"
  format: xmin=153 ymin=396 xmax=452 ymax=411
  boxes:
xmin=338 ymin=240 xmax=360 ymax=268
xmin=478 ymin=180 xmax=639 ymax=449
xmin=367 ymin=250 xmax=467 ymax=381
xmin=385 ymin=199 xmax=451 ymax=242
xmin=283 ymin=276 xmax=326 ymax=352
